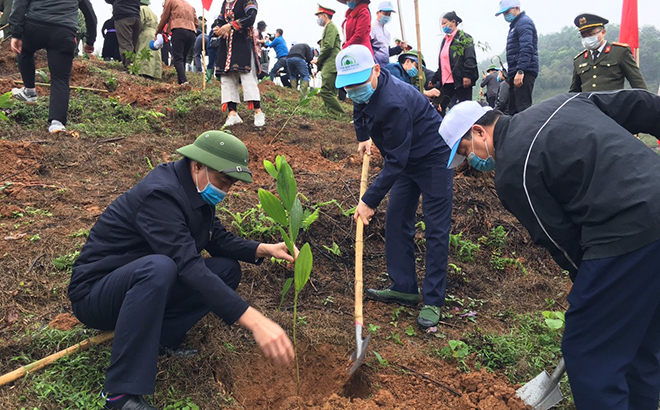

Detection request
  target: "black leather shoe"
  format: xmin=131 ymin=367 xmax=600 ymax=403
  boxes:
xmin=104 ymin=395 xmax=158 ymax=410
xmin=158 ymin=345 xmax=199 ymax=358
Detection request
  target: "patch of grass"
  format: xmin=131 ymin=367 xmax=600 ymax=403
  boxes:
xmin=465 ymin=312 xmax=563 ymax=384
xmin=449 ymin=232 xmax=480 ymax=262
xmin=52 ymin=251 xmax=80 ymax=273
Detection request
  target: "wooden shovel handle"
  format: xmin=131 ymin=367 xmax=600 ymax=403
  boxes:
xmin=355 ymin=154 xmax=370 ymax=326
xmin=0 ymin=331 xmax=114 ymax=387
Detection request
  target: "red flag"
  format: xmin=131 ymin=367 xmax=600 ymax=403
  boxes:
xmin=201 ymin=0 xmax=213 ymax=11
xmin=619 ymin=0 xmax=639 ymax=49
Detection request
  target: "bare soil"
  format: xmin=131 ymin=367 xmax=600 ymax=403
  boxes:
xmin=0 ymin=46 xmax=571 ymax=409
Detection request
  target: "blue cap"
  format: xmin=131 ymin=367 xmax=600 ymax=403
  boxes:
xmin=335 ymin=45 xmax=376 ymax=88
xmin=495 ymin=0 xmax=520 ymax=16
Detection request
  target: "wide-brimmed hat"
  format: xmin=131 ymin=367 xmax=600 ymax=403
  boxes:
xmin=140 ymin=0 xmax=150 ymax=5
xmin=439 ymin=101 xmax=493 ymax=169
xmin=177 ymin=131 xmax=253 ymax=183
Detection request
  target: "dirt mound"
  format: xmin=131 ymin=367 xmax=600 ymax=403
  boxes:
xmin=48 ymin=313 xmax=81 ymax=331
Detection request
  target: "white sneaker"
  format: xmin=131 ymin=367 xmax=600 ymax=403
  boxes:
xmin=254 ymin=112 xmax=265 ymax=127
xmin=224 ymin=113 xmax=243 ymax=127
xmin=48 ymin=120 xmax=66 ymax=133
xmin=12 ymin=87 xmax=37 ymax=105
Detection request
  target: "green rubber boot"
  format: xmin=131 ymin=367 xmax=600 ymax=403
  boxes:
xmin=290 ymin=79 xmax=298 ymax=91
xmin=417 ymin=305 xmax=441 ymax=329
xmin=365 ymin=288 xmax=419 ymax=306
xmin=205 ymin=69 xmax=213 ymax=83
xmin=300 ymin=80 xmax=309 ymax=99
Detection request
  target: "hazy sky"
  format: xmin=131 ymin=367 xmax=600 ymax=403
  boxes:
xmin=92 ymin=0 xmax=659 ymax=71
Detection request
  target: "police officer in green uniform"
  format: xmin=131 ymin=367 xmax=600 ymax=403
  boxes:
xmin=570 ymin=13 xmax=647 ymax=93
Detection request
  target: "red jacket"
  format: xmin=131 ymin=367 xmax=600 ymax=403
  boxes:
xmin=342 ymin=2 xmax=373 ymax=55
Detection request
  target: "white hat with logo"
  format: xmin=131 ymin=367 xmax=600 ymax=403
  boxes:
xmin=335 ymin=45 xmax=375 ymax=89
xmin=439 ymin=101 xmax=492 ymax=169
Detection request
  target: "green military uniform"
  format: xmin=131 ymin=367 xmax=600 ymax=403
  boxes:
xmin=138 ymin=2 xmax=162 ymax=79
xmin=569 ymin=13 xmax=647 ymax=93
xmin=316 ymin=6 xmax=344 ymax=118
xmin=570 ymin=42 xmax=647 ymax=92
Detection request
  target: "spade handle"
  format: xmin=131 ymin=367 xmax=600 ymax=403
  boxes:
xmin=355 ymin=154 xmax=370 ymax=326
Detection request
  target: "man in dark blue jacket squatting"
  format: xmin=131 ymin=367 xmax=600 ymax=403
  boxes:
xmin=69 ymin=131 xmax=295 ymax=410
xmin=335 ymin=44 xmax=454 ymax=330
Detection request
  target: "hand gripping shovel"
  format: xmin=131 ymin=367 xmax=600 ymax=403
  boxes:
xmin=516 ymin=358 xmax=566 ymax=410
xmin=348 ymin=154 xmax=372 ymax=377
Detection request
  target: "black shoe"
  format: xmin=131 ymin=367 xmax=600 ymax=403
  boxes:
xmin=365 ymin=288 xmax=419 ymax=306
xmin=158 ymin=345 xmax=199 ymax=358
xmin=104 ymin=395 xmax=158 ymax=410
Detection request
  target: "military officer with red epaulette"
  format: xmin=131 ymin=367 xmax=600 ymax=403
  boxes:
xmin=569 ymin=13 xmax=647 ymax=93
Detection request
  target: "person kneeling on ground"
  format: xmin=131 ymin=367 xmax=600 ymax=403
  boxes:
xmin=69 ymin=131 xmax=295 ymax=410
xmin=440 ymin=91 xmax=660 ymax=410
xmin=336 ymin=45 xmax=454 ymax=330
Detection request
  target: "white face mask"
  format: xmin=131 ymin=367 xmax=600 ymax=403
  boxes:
xmin=581 ymin=35 xmax=601 ymax=51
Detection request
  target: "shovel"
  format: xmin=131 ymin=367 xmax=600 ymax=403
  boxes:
xmin=516 ymin=358 xmax=566 ymax=410
xmin=348 ymin=153 xmax=372 ymax=377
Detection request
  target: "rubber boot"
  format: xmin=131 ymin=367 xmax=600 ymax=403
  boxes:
xmin=290 ymin=79 xmax=298 ymax=91
xmin=301 ymin=80 xmax=309 ymax=99
xmin=205 ymin=69 xmax=213 ymax=83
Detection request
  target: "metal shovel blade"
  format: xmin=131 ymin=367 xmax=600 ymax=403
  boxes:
xmin=516 ymin=359 xmax=566 ymax=410
xmin=348 ymin=325 xmax=371 ymax=377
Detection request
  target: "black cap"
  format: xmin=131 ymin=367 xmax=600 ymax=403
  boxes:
xmin=574 ymin=13 xmax=609 ymax=31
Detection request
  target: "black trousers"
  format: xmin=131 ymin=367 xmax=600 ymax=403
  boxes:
xmin=72 ymin=255 xmax=242 ymax=395
xmin=18 ymin=20 xmax=76 ymax=125
xmin=487 ymin=95 xmax=497 ymax=108
xmin=438 ymin=83 xmax=472 ymax=116
xmin=508 ymin=73 xmax=536 ymax=115
xmin=171 ymin=28 xmax=196 ymax=84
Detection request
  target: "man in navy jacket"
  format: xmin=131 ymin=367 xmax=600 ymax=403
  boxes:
xmin=495 ymin=0 xmax=538 ymax=114
xmin=70 ymin=131 xmax=294 ymax=410
xmin=336 ymin=45 xmax=454 ymax=330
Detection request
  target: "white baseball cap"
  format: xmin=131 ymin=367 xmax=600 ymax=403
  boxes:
xmin=378 ymin=1 xmax=396 ymax=12
xmin=335 ymin=45 xmax=376 ymax=89
xmin=439 ymin=101 xmax=492 ymax=169
xmin=495 ymin=0 xmax=520 ymax=16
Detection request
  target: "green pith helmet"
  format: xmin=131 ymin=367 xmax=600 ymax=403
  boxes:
xmin=398 ymin=50 xmax=426 ymax=67
xmin=177 ymin=131 xmax=253 ymax=183
xmin=140 ymin=0 xmax=150 ymax=5
xmin=487 ymin=64 xmax=499 ymax=72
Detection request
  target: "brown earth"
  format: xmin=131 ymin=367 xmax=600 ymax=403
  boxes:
xmin=0 ymin=47 xmax=571 ymax=409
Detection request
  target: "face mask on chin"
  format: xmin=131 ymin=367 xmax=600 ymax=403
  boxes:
xmin=467 ymin=137 xmax=496 ymax=172
xmin=196 ymin=167 xmax=227 ymax=206
xmin=581 ymin=35 xmax=601 ymax=51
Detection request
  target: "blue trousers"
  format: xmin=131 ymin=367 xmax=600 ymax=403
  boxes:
xmin=563 ymin=239 xmax=660 ymax=410
xmin=72 ymin=255 xmax=241 ymax=395
xmin=269 ymin=56 xmax=290 ymax=87
xmin=385 ymin=154 xmax=454 ymax=307
xmin=286 ymin=56 xmax=310 ymax=83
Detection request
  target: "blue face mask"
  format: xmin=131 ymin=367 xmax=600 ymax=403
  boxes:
xmin=407 ymin=66 xmax=418 ymax=78
xmin=442 ymin=25 xmax=453 ymax=34
xmin=380 ymin=16 xmax=391 ymax=25
xmin=496 ymin=74 xmax=502 ymax=83
xmin=504 ymin=12 xmax=516 ymax=23
xmin=467 ymin=138 xmax=496 ymax=172
xmin=347 ymin=1 xmax=357 ymax=9
xmin=346 ymin=79 xmax=375 ymax=105
xmin=197 ymin=168 xmax=227 ymax=206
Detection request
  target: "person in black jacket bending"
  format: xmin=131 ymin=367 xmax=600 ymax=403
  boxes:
xmin=430 ymin=11 xmax=478 ymax=116
xmin=70 ymin=131 xmax=294 ymax=410
xmin=9 ymin=0 xmax=97 ymax=133
xmin=287 ymin=42 xmax=313 ymax=98
xmin=440 ymin=90 xmax=660 ymax=410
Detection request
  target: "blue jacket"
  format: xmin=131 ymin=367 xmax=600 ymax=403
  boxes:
xmin=70 ymin=159 xmax=261 ymax=325
xmin=505 ymin=11 xmax=539 ymax=76
xmin=353 ymin=69 xmax=450 ymax=208
xmin=265 ymin=36 xmax=288 ymax=58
